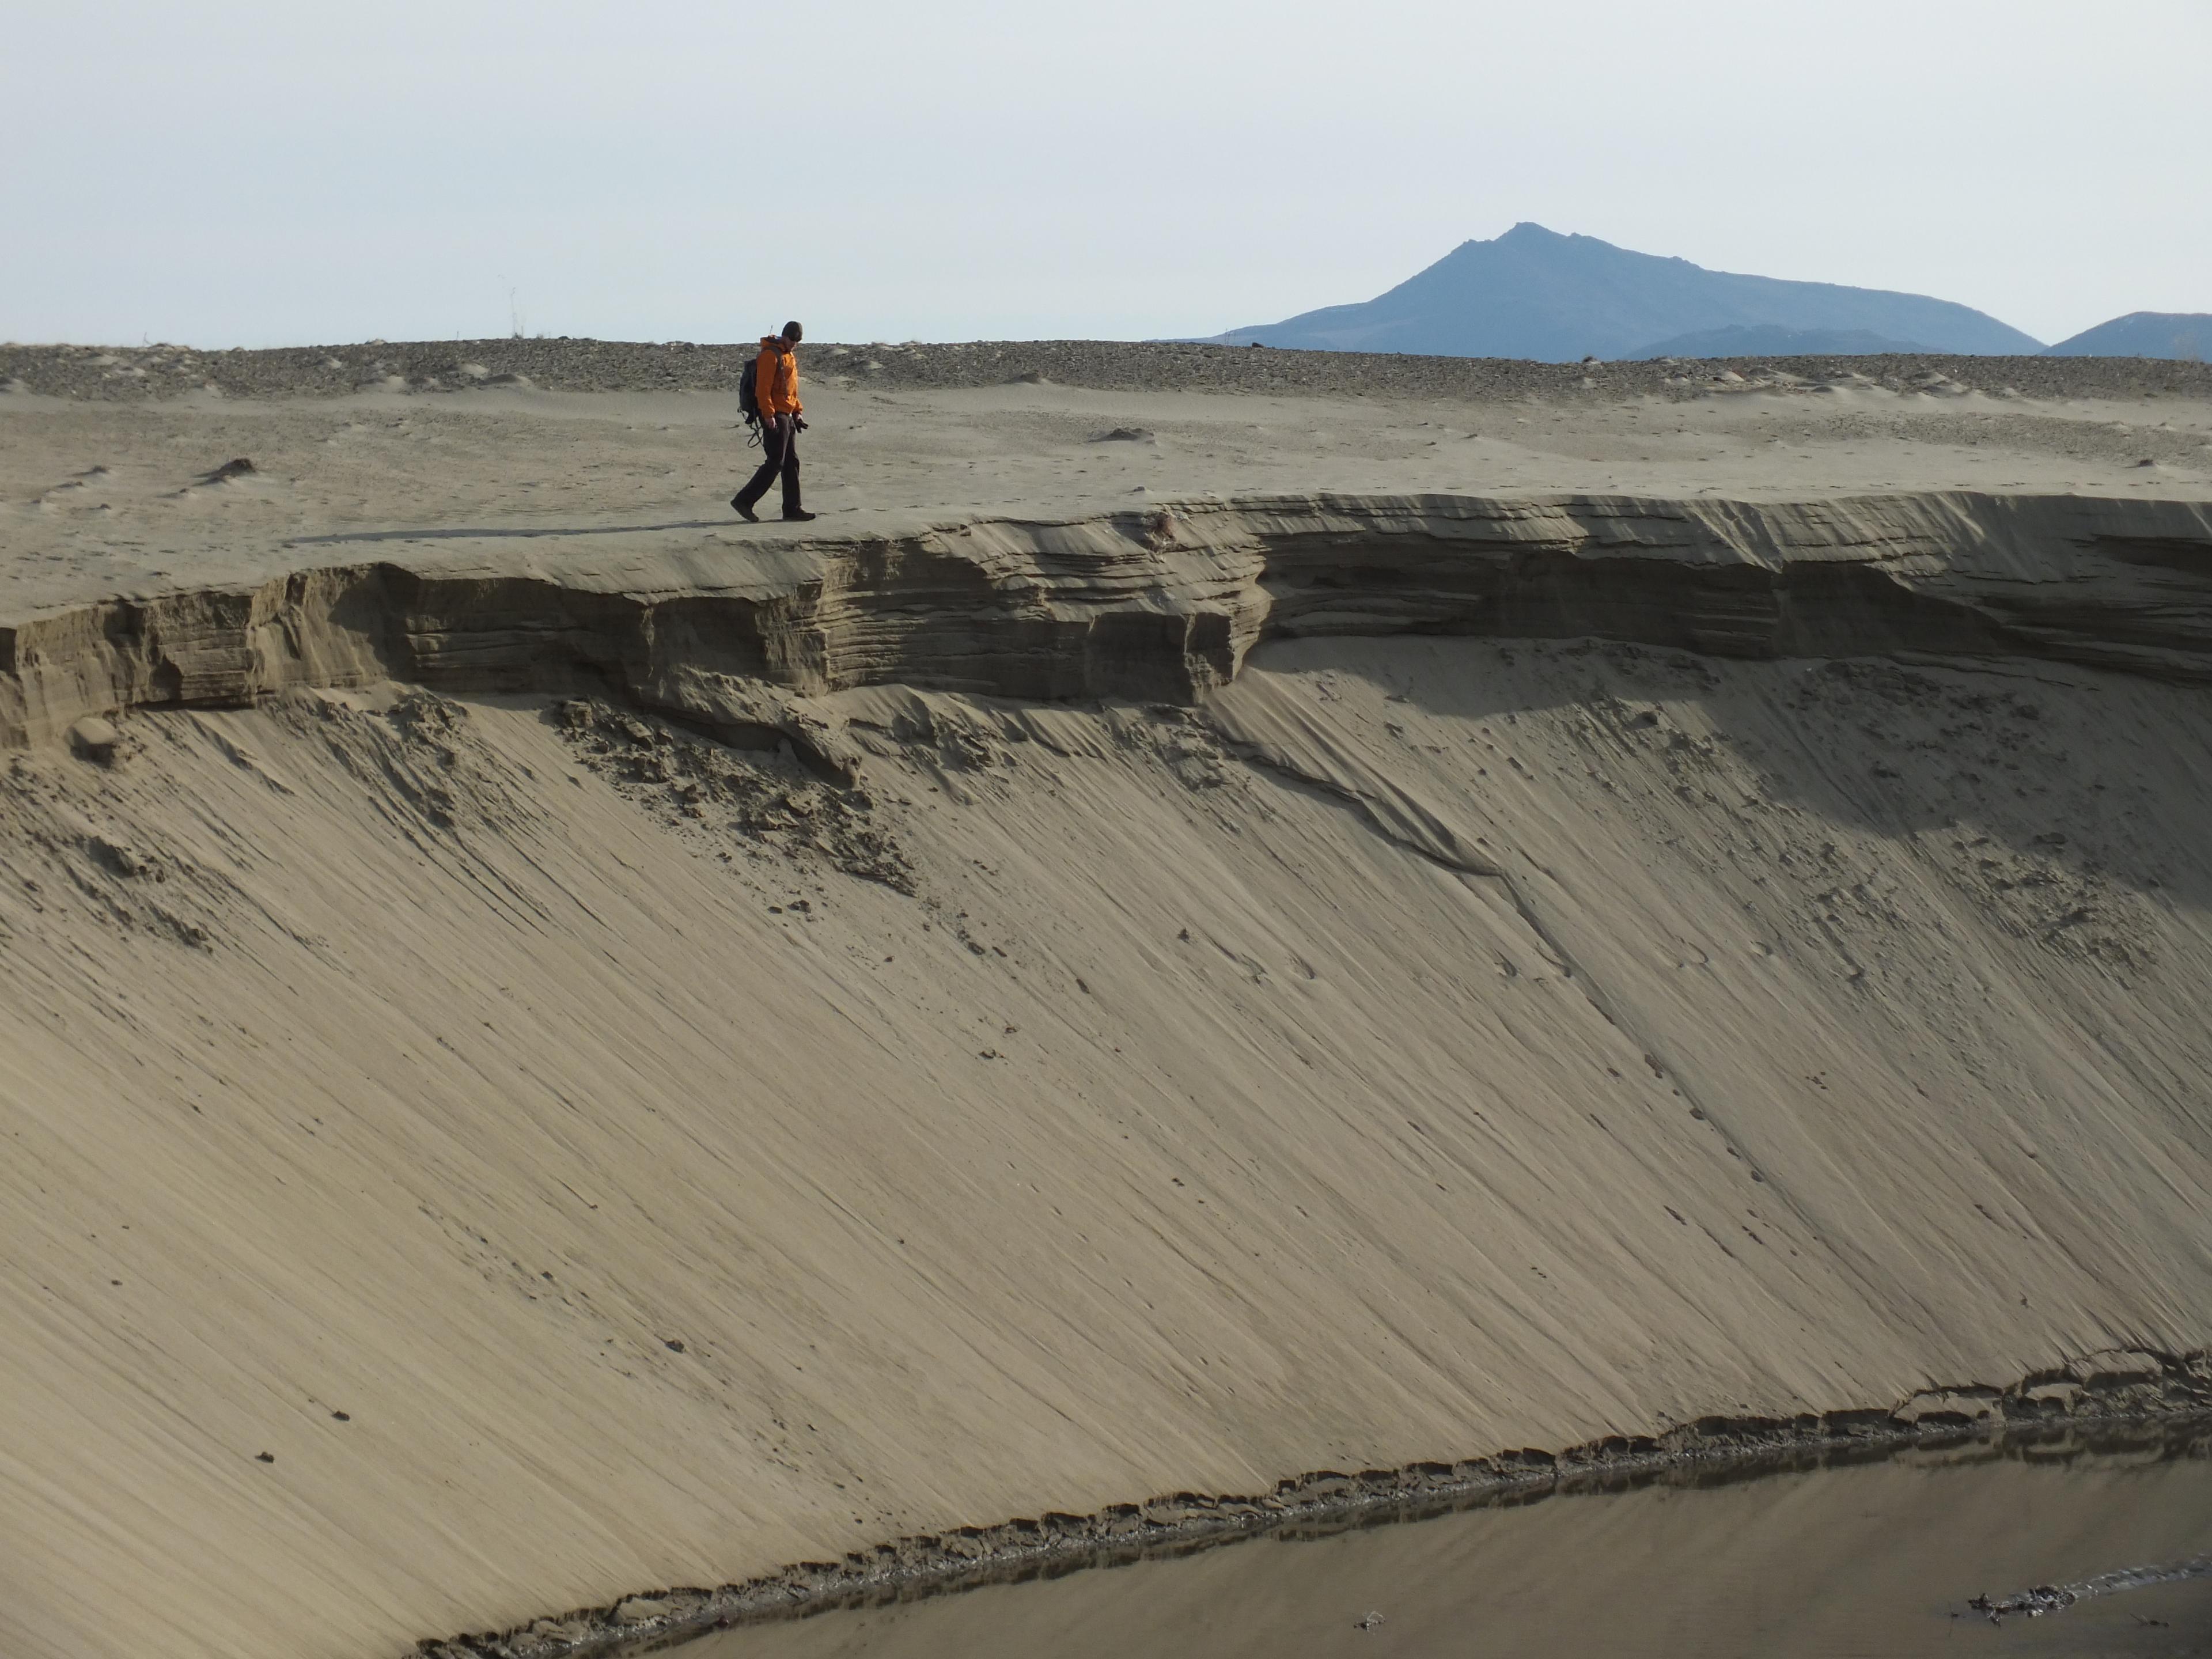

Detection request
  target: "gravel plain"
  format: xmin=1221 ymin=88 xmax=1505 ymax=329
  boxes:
xmin=6 ymin=336 xmax=2212 ymax=406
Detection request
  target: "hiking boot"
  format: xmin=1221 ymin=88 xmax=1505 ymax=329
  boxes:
xmin=730 ymin=495 xmax=759 ymax=522
xmin=782 ymin=509 xmax=818 ymax=522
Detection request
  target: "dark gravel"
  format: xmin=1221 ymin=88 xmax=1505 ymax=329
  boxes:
xmin=5 ymin=337 xmax=2210 ymax=405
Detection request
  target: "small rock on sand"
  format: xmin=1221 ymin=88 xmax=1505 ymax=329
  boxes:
xmin=67 ymin=716 xmax=119 ymax=763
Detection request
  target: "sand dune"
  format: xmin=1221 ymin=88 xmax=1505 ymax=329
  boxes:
xmin=1 ymin=346 xmax=2209 ymax=1659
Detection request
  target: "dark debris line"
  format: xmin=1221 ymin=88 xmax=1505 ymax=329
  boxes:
xmin=1967 ymin=1554 xmax=2212 ymax=1624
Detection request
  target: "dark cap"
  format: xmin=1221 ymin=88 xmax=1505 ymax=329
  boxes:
xmin=781 ymin=320 xmax=804 ymax=342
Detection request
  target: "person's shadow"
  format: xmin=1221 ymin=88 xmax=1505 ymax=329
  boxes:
xmin=286 ymin=520 xmax=733 ymax=547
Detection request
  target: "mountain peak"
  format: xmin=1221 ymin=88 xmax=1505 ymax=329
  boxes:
xmin=1206 ymin=229 xmax=2043 ymax=361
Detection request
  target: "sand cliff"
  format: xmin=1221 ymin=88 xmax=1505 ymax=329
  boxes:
xmin=3 ymin=356 xmax=2211 ymax=1659
xmin=3 ymin=490 xmax=2211 ymax=1658
xmin=9 ymin=491 xmax=2212 ymax=752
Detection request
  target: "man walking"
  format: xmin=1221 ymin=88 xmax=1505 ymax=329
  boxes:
xmin=732 ymin=320 xmax=816 ymax=523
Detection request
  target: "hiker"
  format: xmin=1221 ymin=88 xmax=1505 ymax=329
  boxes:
xmin=732 ymin=321 xmax=815 ymax=522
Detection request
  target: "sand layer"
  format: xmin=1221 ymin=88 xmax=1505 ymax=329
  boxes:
xmin=2 ymin=354 xmax=2210 ymax=1659
xmin=7 ymin=490 xmax=2212 ymax=750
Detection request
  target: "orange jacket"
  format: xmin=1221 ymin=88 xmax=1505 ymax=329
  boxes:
xmin=755 ymin=338 xmax=801 ymax=417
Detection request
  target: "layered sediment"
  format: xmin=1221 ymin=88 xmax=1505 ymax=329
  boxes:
xmin=6 ymin=491 xmax=2211 ymax=749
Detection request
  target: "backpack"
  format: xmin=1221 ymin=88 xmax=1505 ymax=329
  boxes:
xmin=738 ymin=355 xmax=762 ymax=435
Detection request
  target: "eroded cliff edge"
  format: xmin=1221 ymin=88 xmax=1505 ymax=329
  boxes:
xmin=6 ymin=491 xmax=2211 ymax=751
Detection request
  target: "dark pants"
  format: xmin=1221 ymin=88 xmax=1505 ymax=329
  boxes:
xmin=736 ymin=414 xmax=800 ymax=515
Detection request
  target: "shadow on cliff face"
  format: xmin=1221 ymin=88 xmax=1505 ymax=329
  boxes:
xmin=1244 ymin=634 xmax=2212 ymax=923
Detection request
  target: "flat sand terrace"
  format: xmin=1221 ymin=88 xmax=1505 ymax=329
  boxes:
xmin=3 ymin=342 xmax=2210 ymax=618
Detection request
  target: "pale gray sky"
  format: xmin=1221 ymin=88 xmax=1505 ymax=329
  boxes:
xmin=6 ymin=0 xmax=2207 ymax=349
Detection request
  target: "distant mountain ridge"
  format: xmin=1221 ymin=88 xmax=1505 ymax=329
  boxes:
xmin=1205 ymin=224 xmax=2045 ymax=361
xmin=2045 ymin=312 xmax=2210 ymax=361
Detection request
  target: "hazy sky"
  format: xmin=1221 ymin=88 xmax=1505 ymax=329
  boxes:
xmin=7 ymin=0 xmax=2207 ymax=349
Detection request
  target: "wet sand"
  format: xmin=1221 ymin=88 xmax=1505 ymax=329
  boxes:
xmin=681 ymin=1428 xmax=2212 ymax=1659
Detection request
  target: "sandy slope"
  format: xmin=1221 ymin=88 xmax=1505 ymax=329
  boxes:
xmin=1 ymin=353 xmax=2210 ymax=1658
